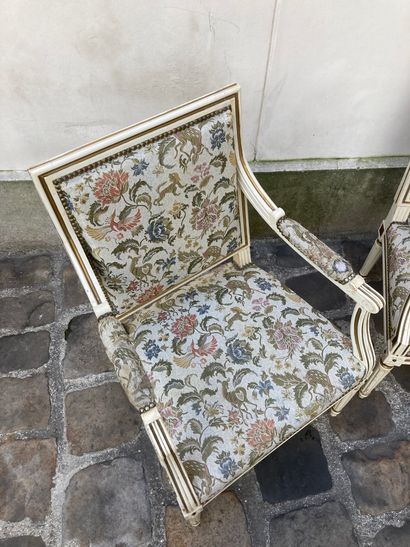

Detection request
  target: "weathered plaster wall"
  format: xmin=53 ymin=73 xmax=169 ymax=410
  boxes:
xmin=2 ymin=0 xmax=410 ymax=169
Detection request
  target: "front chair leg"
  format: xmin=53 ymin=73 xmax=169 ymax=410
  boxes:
xmin=186 ymin=509 xmax=202 ymax=527
xmin=330 ymin=386 xmax=360 ymax=416
xmin=359 ymin=359 xmax=393 ymax=398
xmin=359 ymin=239 xmax=382 ymax=276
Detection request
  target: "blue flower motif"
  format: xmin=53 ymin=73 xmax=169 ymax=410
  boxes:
xmin=227 ymin=238 xmax=238 ymax=253
xmin=147 ymin=217 xmax=169 ymax=242
xmin=227 ymin=339 xmax=252 ymax=364
xmin=216 ymin=451 xmax=239 ymax=479
xmin=337 ymin=370 xmax=355 ymax=389
xmin=310 ymin=325 xmax=320 ymax=336
xmin=255 ymin=277 xmax=272 ymax=291
xmin=143 ymin=340 xmax=161 ymax=359
xmin=275 ymin=406 xmax=290 ymax=421
xmin=192 ymin=401 xmax=202 ymax=416
xmin=197 ymin=304 xmax=210 ymax=315
xmin=161 ymin=257 xmax=176 ymax=270
xmin=210 ymin=127 xmax=226 ymax=150
xmin=132 ymin=159 xmax=149 ymax=176
xmin=166 ymin=275 xmax=179 ymax=285
xmin=184 ymin=289 xmax=198 ymax=301
xmin=254 ymin=379 xmax=274 ymax=396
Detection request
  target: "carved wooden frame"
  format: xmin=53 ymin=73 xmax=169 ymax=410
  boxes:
xmin=29 ymin=84 xmax=384 ymax=526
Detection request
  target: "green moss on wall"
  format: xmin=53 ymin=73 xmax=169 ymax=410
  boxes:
xmin=249 ymin=168 xmax=404 ymax=237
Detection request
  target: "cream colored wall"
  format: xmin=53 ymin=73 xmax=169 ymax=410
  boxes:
xmin=2 ymin=0 xmax=410 ymax=170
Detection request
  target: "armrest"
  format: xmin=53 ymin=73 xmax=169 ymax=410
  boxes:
xmin=98 ymin=315 xmax=155 ymax=412
xmin=277 ymin=217 xmax=354 ymax=284
xmin=236 ymin=169 xmax=384 ymax=314
xmin=276 ymin=216 xmax=383 ymax=314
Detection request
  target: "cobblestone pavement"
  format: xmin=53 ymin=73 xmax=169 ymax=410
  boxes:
xmin=0 ymin=236 xmax=409 ymax=546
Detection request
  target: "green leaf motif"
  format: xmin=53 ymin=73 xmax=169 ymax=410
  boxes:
xmin=87 ymin=202 xmax=108 ymax=226
xmin=177 ymin=437 xmax=201 ymax=458
xmin=210 ymin=154 xmax=227 ymax=173
xmin=300 ymin=352 xmax=320 ymax=369
xmin=164 ymin=379 xmax=185 ymax=396
xmin=294 ymin=382 xmax=309 ymax=408
xmin=188 ymin=256 xmax=203 ymax=274
xmin=151 ymin=360 xmax=173 ymax=376
xmin=189 ymin=418 xmax=203 ymax=435
xmin=158 ymin=136 xmax=177 ymax=168
xmin=233 ymin=368 xmax=252 ymax=387
xmin=143 ymin=246 xmax=164 ymax=263
xmin=202 ymin=435 xmax=223 ymax=461
xmin=270 ymin=372 xmax=300 ymax=388
xmin=113 ymin=239 xmax=140 ymax=257
xmin=324 ymin=352 xmax=341 ymax=372
xmin=200 ymin=362 xmax=225 ymax=381
xmin=177 ymin=391 xmax=201 ymax=406
xmin=311 ymin=339 xmax=323 ymax=351
xmin=129 ymin=179 xmax=150 ymax=202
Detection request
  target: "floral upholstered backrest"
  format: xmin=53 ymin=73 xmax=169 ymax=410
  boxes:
xmin=55 ymin=108 xmax=243 ymax=315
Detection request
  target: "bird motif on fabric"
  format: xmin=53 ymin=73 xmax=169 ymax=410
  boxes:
xmin=174 ymin=336 xmax=218 ymax=368
xmin=85 ymin=208 xmax=142 ymax=240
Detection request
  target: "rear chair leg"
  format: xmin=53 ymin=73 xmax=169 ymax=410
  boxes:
xmin=360 ymin=239 xmax=382 ymax=276
xmin=359 ymin=360 xmax=393 ymax=398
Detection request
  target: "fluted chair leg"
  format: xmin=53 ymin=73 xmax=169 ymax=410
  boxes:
xmin=359 ymin=360 xmax=393 ymax=398
xmin=360 ymin=239 xmax=382 ymax=276
xmin=330 ymin=386 xmax=360 ymax=416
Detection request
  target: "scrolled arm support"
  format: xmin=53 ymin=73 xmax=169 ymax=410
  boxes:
xmin=98 ymin=314 xmax=155 ymax=413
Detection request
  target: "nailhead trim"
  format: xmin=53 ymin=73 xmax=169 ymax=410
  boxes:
xmin=139 ymin=401 xmax=156 ymax=414
xmin=55 ymin=106 xmax=231 ymax=184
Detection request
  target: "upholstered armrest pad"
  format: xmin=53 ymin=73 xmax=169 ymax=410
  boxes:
xmin=98 ymin=315 xmax=155 ymax=412
xmin=277 ymin=217 xmax=355 ymax=284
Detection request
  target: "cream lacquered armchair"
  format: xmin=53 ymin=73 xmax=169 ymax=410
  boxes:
xmin=29 ymin=84 xmax=383 ymax=526
xmin=359 ymin=163 xmax=410 ymax=396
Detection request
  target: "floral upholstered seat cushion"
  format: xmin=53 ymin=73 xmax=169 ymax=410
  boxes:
xmin=123 ymin=261 xmax=365 ymax=503
xmin=55 ymin=108 xmax=242 ymax=315
xmin=386 ymin=221 xmax=410 ymax=337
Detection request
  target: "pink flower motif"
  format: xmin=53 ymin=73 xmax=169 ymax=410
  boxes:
xmin=270 ymin=320 xmax=303 ymax=356
xmin=251 ymin=297 xmax=270 ymax=311
xmin=93 ymin=170 xmax=129 ymax=206
xmin=159 ymin=403 xmax=183 ymax=435
xmin=158 ymin=311 xmax=168 ymax=322
xmin=190 ymin=198 xmax=220 ymax=233
xmin=228 ymin=409 xmax=241 ymax=425
xmin=136 ymin=284 xmax=165 ymax=303
xmin=171 ymin=314 xmax=197 ymax=339
xmin=127 ymin=280 xmax=139 ymax=292
xmin=191 ymin=162 xmax=210 ymax=183
xmin=246 ymin=419 xmax=276 ymax=451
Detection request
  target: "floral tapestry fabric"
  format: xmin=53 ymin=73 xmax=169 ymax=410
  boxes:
xmin=57 ymin=108 xmax=242 ymax=315
xmin=124 ymin=261 xmax=365 ymax=503
xmin=386 ymin=221 xmax=410 ymax=338
xmin=98 ymin=314 xmax=154 ymax=410
xmin=277 ymin=217 xmax=354 ymax=284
